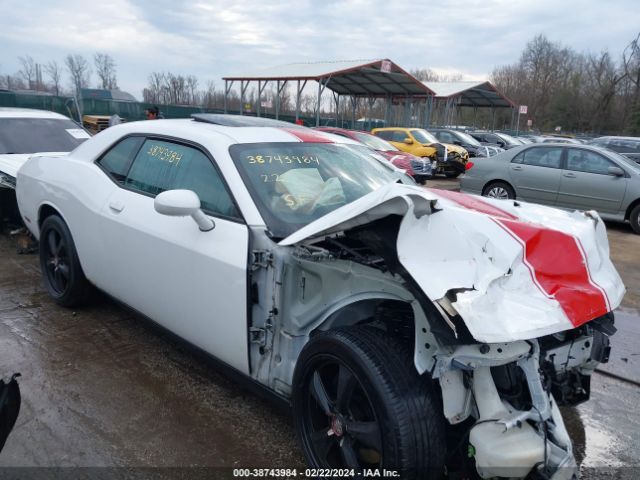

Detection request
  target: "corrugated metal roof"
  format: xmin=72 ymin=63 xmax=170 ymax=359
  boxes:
xmin=224 ymin=59 xmax=433 ymax=97
xmin=423 ymin=81 xmax=514 ymax=108
xmin=81 ymin=89 xmax=137 ymax=102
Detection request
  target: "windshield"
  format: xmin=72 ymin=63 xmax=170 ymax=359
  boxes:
xmin=229 ymin=142 xmax=400 ymax=237
xmin=0 ymin=117 xmax=89 ymax=154
xmin=351 ymin=131 xmax=398 ymax=151
xmin=495 ymin=133 xmax=522 ymax=146
xmin=607 ymin=150 xmax=640 ymax=172
xmin=454 ymin=131 xmax=482 ymax=147
xmin=410 ymin=129 xmax=439 ymax=144
xmin=345 ymin=144 xmax=416 ymax=186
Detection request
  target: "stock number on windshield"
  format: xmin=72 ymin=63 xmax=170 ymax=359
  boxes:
xmin=246 ymin=154 xmax=320 ymax=165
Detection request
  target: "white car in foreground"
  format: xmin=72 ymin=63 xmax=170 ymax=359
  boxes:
xmin=16 ymin=114 xmax=624 ymax=479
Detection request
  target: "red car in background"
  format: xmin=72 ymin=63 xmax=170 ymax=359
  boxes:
xmin=315 ymin=127 xmax=433 ymax=184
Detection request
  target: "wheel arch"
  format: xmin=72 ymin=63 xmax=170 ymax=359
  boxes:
xmin=624 ymin=197 xmax=640 ymax=221
xmin=312 ymin=295 xmax=439 ymax=376
xmin=35 ymin=202 xmax=69 ymax=239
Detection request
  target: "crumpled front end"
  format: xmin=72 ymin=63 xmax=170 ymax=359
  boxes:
xmin=279 ymin=183 xmax=623 ymax=478
xmin=281 ymin=183 xmax=625 ymax=344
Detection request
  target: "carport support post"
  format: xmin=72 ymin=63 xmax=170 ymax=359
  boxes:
xmin=351 ymin=96 xmax=357 ymax=129
xmin=333 ymin=92 xmax=340 ymax=127
xmin=491 ymin=107 xmax=496 ymax=131
xmin=275 ymin=80 xmax=280 ymax=119
xmin=427 ymin=95 xmax=434 ymax=127
xmin=316 ymin=81 xmax=321 ymax=126
xmin=257 ymin=80 xmax=267 ymax=118
xmin=239 ymin=80 xmax=249 ymax=116
xmin=257 ymin=81 xmax=262 ymax=117
xmin=403 ymin=96 xmax=410 ymax=126
xmin=367 ymin=97 xmax=376 ymax=130
xmin=224 ymin=80 xmax=234 ymax=114
xmin=315 ymin=78 xmax=330 ymax=127
xmin=295 ymin=80 xmax=306 ymax=123
xmin=384 ymin=95 xmax=392 ymax=125
xmin=275 ymin=80 xmax=287 ymax=120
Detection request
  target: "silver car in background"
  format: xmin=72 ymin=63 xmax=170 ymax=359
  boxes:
xmin=460 ymin=143 xmax=640 ymax=233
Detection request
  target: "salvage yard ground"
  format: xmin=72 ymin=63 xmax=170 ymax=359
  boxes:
xmin=0 ymin=178 xmax=638 ymax=477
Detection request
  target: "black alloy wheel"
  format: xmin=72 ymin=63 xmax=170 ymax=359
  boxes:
xmin=293 ymin=327 xmax=446 ymax=478
xmin=43 ymin=227 xmax=69 ymax=295
xmin=303 ymin=357 xmax=383 ymax=469
xmin=39 ymin=215 xmax=91 ymax=306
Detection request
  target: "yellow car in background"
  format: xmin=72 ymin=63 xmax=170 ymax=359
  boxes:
xmin=372 ymin=127 xmax=469 ymax=178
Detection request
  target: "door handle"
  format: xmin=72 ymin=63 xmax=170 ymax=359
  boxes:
xmin=563 ymin=173 xmax=576 ymax=178
xmin=511 ymin=165 xmax=523 ymax=171
xmin=109 ymin=201 xmax=125 ymax=213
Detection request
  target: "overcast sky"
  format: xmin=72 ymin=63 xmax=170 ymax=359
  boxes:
xmin=1 ymin=0 xmax=639 ymax=100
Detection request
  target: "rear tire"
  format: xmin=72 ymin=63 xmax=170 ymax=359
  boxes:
xmin=292 ymin=327 xmax=445 ymax=479
xmin=444 ymin=172 xmax=460 ymax=179
xmin=482 ymin=181 xmax=515 ymax=200
xmin=39 ymin=215 xmax=91 ymax=307
xmin=630 ymin=204 xmax=640 ymax=234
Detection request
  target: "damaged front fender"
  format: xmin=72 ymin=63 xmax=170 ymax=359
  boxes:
xmin=279 ymin=183 xmax=625 ymax=344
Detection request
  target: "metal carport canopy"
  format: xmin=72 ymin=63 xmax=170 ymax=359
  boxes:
xmin=423 ymin=81 xmax=515 ymax=108
xmin=224 ymin=59 xmax=434 ymax=97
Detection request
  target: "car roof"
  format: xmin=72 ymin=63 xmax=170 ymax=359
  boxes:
xmin=594 ymin=136 xmax=640 ymax=142
xmin=0 ymin=107 xmax=72 ymax=120
xmin=67 ymin=117 xmax=346 ymax=163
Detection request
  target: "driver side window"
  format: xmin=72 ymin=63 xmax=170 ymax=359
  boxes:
xmin=124 ymin=138 xmax=240 ymax=219
xmin=566 ymin=149 xmax=614 ymax=175
xmin=391 ymin=130 xmax=409 ymax=142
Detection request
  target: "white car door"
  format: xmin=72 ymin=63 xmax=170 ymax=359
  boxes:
xmin=95 ymin=136 xmax=250 ymax=373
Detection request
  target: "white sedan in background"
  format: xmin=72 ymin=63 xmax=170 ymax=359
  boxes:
xmin=16 ymin=114 xmax=624 ymax=479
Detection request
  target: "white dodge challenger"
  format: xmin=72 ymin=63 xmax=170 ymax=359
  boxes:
xmin=16 ymin=114 xmax=625 ymax=479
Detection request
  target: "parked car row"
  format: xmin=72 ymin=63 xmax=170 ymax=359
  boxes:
xmin=314 ymin=127 xmax=433 ymax=184
xmin=11 ymin=112 xmax=624 ymax=479
xmin=588 ymin=136 xmax=640 ymax=164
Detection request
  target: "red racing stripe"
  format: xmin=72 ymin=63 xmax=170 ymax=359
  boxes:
xmin=430 ymin=189 xmax=610 ymax=326
xmin=280 ymin=127 xmax=332 ymax=143
xmin=427 ymin=188 xmax=518 ymax=220
xmin=496 ymin=219 xmax=609 ymax=326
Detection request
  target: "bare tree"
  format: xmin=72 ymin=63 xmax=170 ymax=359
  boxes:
xmin=186 ymin=75 xmax=199 ymax=104
xmin=94 ymin=53 xmax=117 ymax=90
xmin=65 ymin=54 xmax=91 ymax=95
xmin=45 ymin=60 xmax=63 ymax=95
xmin=18 ymin=55 xmax=37 ymax=89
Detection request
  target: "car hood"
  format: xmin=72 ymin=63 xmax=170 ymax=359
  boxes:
xmin=427 ymin=143 xmax=467 ymax=155
xmin=0 ymin=152 xmax=68 ymax=180
xmin=279 ymin=183 xmax=625 ymax=343
xmin=377 ymin=150 xmax=420 ymax=162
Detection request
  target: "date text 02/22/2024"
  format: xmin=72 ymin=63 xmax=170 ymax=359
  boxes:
xmin=232 ymin=468 xmax=400 ymax=478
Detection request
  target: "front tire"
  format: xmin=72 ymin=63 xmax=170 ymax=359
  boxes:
xmin=482 ymin=181 xmax=515 ymax=200
xmin=292 ymin=327 xmax=445 ymax=478
xmin=39 ymin=215 xmax=91 ymax=307
xmin=630 ymin=204 xmax=640 ymax=234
